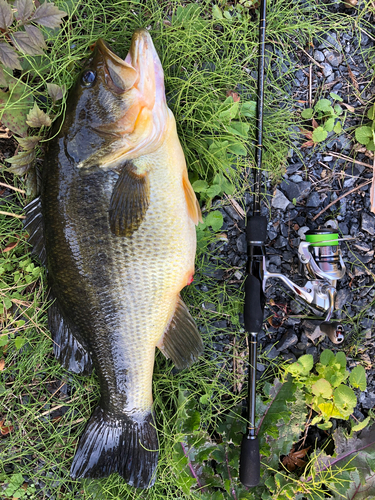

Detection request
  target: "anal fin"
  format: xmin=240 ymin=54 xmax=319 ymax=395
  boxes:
xmin=49 ymin=299 xmax=92 ymax=375
xmin=158 ymin=296 xmax=203 ymax=369
xmin=24 ymin=197 xmax=46 ymax=265
xmin=109 ymin=161 xmax=150 ymax=237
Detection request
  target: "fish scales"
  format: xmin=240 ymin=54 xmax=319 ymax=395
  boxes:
xmin=25 ymin=30 xmax=203 ymax=488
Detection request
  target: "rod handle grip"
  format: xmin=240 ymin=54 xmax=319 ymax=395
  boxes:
xmin=239 ymin=435 xmax=260 ymax=487
xmin=244 ymin=274 xmax=264 ymax=332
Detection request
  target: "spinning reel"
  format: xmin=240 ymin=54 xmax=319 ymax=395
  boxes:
xmin=263 ymin=227 xmax=350 ymax=344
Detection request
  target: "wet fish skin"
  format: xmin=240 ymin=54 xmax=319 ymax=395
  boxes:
xmin=26 ymin=29 xmax=203 ymax=488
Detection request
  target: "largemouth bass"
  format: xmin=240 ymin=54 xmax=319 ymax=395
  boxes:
xmin=25 ymin=29 xmax=203 ymax=489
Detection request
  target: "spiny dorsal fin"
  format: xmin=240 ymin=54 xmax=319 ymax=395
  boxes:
xmin=158 ymin=295 xmax=203 ymax=369
xmin=109 ymin=162 xmax=150 ymax=236
xmin=24 ymin=196 xmax=46 ymax=265
xmin=182 ymin=170 xmax=202 ymax=225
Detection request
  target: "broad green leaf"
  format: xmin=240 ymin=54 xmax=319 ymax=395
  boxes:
xmin=0 ymin=0 xmax=13 ymax=29
xmin=218 ymin=98 xmax=239 ymax=121
xmin=334 ymin=103 xmax=343 ymax=116
xmin=11 ymin=31 xmax=45 ymax=56
xmin=205 ymin=210 xmax=223 ymax=231
xmin=0 ymin=42 xmax=21 ymax=70
xmin=31 ymin=1 xmax=67 ymax=28
xmin=227 ymin=141 xmax=247 ymax=155
xmin=312 ymin=378 xmax=333 ymax=398
xmin=226 ymin=121 xmax=250 ymax=138
xmin=0 ymin=336 xmax=8 ymax=347
xmin=318 ymin=402 xmax=344 ymax=419
xmin=47 ymin=82 xmax=64 ymax=101
xmin=14 ymin=336 xmax=26 ymax=350
xmin=324 ymin=117 xmax=335 ymax=132
xmin=14 ymin=0 xmax=34 ymax=21
xmin=6 ymin=149 xmax=35 ymax=166
xmin=301 ymin=108 xmax=314 ymax=119
xmin=349 ymin=365 xmax=367 ymax=391
xmin=355 ymin=125 xmax=372 ymax=145
xmin=333 ymin=121 xmax=342 ymax=134
xmin=212 ymin=4 xmax=223 ymax=19
xmin=312 ymin=126 xmax=328 ymax=143
xmin=240 ymin=100 xmax=256 ymax=117
xmin=333 ymin=385 xmax=356 ymax=414
xmin=367 ymin=139 xmax=375 ymax=151
xmin=298 ymin=354 xmax=314 ymax=374
xmin=314 ymin=98 xmax=332 ymax=112
xmin=205 ymin=184 xmax=222 ymax=199
xmin=320 ymin=349 xmax=335 ymax=366
xmin=351 ymin=416 xmax=370 ymax=433
xmin=330 ymin=92 xmax=343 ymax=102
xmin=192 ymin=179 xmax=208 ymax=193
xmin=367 ymin=104 xmax=375 ymax=121
xmin=26 ymin=102 xmax=52 ymax=127
xmin=3 ymin=296 xmax=12 ymax=309
xmin=317 ymin=421 xmax=332 ymax=430
xmin=335 ymin=351 xmax=346 ymax=369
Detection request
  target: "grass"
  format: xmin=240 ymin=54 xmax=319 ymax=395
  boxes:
xmin=1 ymin=0 xmax=375 ymax=499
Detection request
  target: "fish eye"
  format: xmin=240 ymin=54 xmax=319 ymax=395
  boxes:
xmin=81 ymin=70 xmax=96 ymax=87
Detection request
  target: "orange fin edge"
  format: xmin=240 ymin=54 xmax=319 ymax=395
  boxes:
xmin=182 ymin=170 xmax=202 ymax=225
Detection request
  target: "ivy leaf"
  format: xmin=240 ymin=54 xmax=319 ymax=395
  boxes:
xmin=314 ymin=99 xmax=332 ymax=112
xmin=31 ymin=2 xmax=67 ymax=28
xmin=14 ymin=336 xmax=26 ymax=350
xmin=192 ymin=179 xmax=208 ymax=193
xmin=205 ymin=184 xmax=222 ymax=199
xmin=205 ymin=210 xmax=223 ymax=231
xmin=320 ymin=349 xmax=335 ymax=366
xmin=11 ymin=31 xmax=46 ymax=56
xmin=301 ymin=108 xmax=314 ymax=119
xmin=212 ymin=4 xmax=223 ymax=19
xmin=0 ymin=43 xmax=22 ymax=70
xmin=24 ymin=25 xmax=47 ymax=50
xmin=351 ymin=416 xmax=371 ymax=433
xmin=367 ymin=104 xmax=375 ymax=121
xmin=349 ymin=365 xmax=367 ymax=391
xmin=333 ymin=385 xmax=356 ymax=415
xmin=335 ymin=351 xmax=347 ymax=369
xmin=227 ymin=141 xmax=247 ymax=155
xmin=0 ymin=0 xmax=14 ymax=29
xmin=324 ymin=117 xmax=335 ymax=132
xmin=312 ymin=126 xmax=328 ymax=143
xmin=240 ymin=100 xmax=256 ymax=118
xmin=333 ymin=121 xmax=342 ymax=134
xmin=26 ymin=102 xmax=52 ymax=127
xmin=318 ymin=402 xmax=345 ymax=419
xmin=14 ymin=0 xmax=34 ymax=21
xmin=46 ymin=82 xmax=64 ymax=102
xmin=226 ymin=121 xmax=250 ymax=138
xmin=15 ymin=135 xmax=41 ymax=150
xmin=329 ymin=92 xmax=343 ymax=102
xmin=355 ymin=126 xmax=372 ymax=145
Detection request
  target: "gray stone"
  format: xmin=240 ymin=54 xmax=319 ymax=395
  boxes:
xmin=274 ymin=236 xmax=288 ymax=248
xmin=321 ymin=63 xmax=333 ymax=77
xmin=276 ymin=332 xmax=298 ymax=351
xmin=298 ymin=226 xmax=310 ymax=238
xmin=280 ymin=180 xmax=311 ymax=202
xmin=268 ymin=254 xmax=282 ymax=266
xmin=272 ymin=189 xmax=291 ymax=210
xmin=282 ymin=352 xmax=297 ymax=363
xmin=306 ymin=346 xmax=319 ymax=363
xmin=289 ymin=174 xmax=303 ymax=183
xmin=325 ymin=50 xmax=343 ymax=67
xmin=359 ymin=391 xmax=375 ymax=410
xmin=257 ymin=362 xmax=265 ymax=372
xmin=263 ymin=344 xmax=279 ymax=360
xmin=335 ymin=288 xmax=352 ymax=310
xmin=306 ymin=192 xmax=321 ymax=208
xmin=361 ymin=213 xmax=375 ymax=235
xmin=319 ymin=33 xmax=340 ymax=51
xmin=314 ymin=50 xmax=325 ymax=62
xmin=236 ymin=233 xmax=247 ymax=253
xmin=302 ymin=320 xmax=323 ymax=342
xmin=223 ymin=205 xmax=241 ymax=222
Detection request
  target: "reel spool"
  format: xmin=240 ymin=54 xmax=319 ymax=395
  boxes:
xmin=263 ymin=226 xmax=350 ymax=344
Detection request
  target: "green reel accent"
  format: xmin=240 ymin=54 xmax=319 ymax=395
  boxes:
xmin=305 ymin=231 xmax=338 ymax=247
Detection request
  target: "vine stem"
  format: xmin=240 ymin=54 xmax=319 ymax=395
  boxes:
xmin=180 ymin=442 xmax=206 ymax=492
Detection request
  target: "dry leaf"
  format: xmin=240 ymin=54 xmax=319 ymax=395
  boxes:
xmin=0 ymin=419 xmax=14 ymax=436
xmin=15 ymin=135 xmax=41 ymax=150
xmin=26 ymin=102 xmax=51 ymax=127
xmin=31 ymin=2 xmax=67 ymax=29
xmin=14 ymin=0 xmax=35 ymax=21
xmin=282 ymin=446 xmax=310 ymax=472
xmin=312 ymin=118 xmax=319 ymax=129
xmin=0 ymin=42 xmax=22 ymax=70
xmin=24 ymin=25 xmax=47 ymax=50
xmin=0 ymin=0 xmax=14 ymax=29
xmin=2 ymin=239 xmax=19 ymax=252
xmin=47 ymin=82 xmax=65 ymax=102
xmin=11 ymin=31 xmax=46 ymax=56
xmin=226 ymin=89 xmax=240 ymax=102
xmin=301 ymin=140 xmax=315 ymax=148
xmin=347 ymin=65 xmax=359 ymax=90
xmin=0 ymin=358 xmax=4 ymax=371
xmin=344 ymin=0 xmax=358 ymax=5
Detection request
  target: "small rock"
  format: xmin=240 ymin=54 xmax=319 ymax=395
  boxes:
xmin=289 ymin=174 xmax=303 ymax=183
xmin=276 ymin=332 xmax=298 ymax=351
xmin=335 ymin=288 xmax=352 ymax=310
xmin=361 ymin=213 xmax=375 ymax=235
xmin=302 ymin=320 xmax=323 ymax=342
xmin=224 ymin=205 xmax=241 ymax=222
xmin=319 ymin=32 xmax=340 ymax=51
xmin=257 ymin=362 xmax=265 ymax=372
xmin=314 ymin=50 xmax=325 ymax=62
xmin=236 ymin=233 xmax=247 ymax=253
xmin=306 ymin=346 xmax=319 ymax=363
xmin=325 ymin=50 xmax=343 ymax=67
xmin=282 ymin=352 xmax=297 ymax=363
xmin=280 ymin=180 xmax=311 ymax=202
xmin=306 ymin=192 xmax=321 ymax=208
xmin=272 ymin=189 xmax=291 ymax=210
xmin=274 ymin=236 xmax=288 ymax=248
xmin=263 ymin=344 xmax=279 ymax=360
xmin=321 ymin=63 xmax=333 ymax=77
xmin=359 ymin=392 xmax=375 ymax=410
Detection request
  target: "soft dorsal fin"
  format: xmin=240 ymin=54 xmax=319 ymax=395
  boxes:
xmin=157 ymin=295 xmax=203 ymax=369
xmin=182 ymin=170 xmax=202 ymax=225
xmin=109 ymin=161 xmax=150 ymax=237
xmin=24 ymin=197 xmax=46 ymax=265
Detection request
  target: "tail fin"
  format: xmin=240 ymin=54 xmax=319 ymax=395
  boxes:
xmin=70 ymin=407 xmax=158 ymax=489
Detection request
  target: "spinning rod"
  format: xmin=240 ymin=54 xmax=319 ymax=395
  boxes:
xmin=239 ymin=0 xmax=350 ymax=488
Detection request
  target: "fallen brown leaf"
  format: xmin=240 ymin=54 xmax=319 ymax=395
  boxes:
xmin=312 ymin=118 xmax=319 ymax=129
xmin=341 ymin=101 xmax=355 ymax=113
xmin=282 ymin=446 xmax=310 ymax=472
xmin=347 ymin=65 xmax=359 ymax=90
xmin=0 ymin=358 xmax=4 ymax=371
xmin=2 ymin=238 xmax=19 ymax=252
xmin=226 ymin=90 xmax=240 ymax=102
xmin=301 ymin=140 xmax=315 ymax=148
xmin=0 ymin=420 xmax=14 ymax=436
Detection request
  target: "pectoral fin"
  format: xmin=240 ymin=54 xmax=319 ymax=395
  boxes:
xmin=182 ymin=170 xmax=202 ymax=225
xmin=109 ymin=162 xmax=150 ymax=236
xmin=157 ymin=296 xmax=203 ymax=369
xmin=24 ymin=197 xmax=46 ymax=265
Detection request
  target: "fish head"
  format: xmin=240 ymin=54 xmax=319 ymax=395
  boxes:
xmin=64 ymin=29 xmax=170 ymax=170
